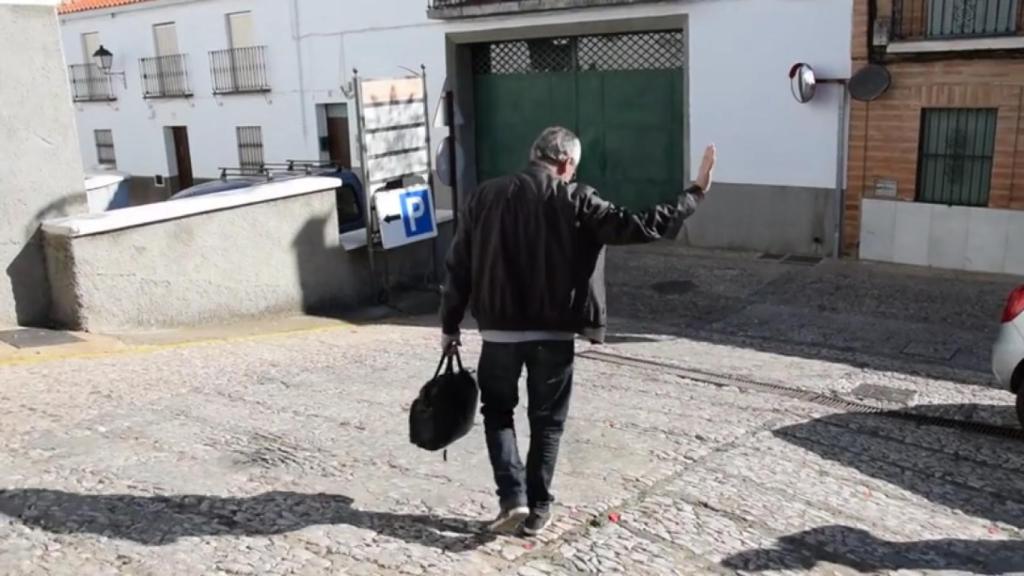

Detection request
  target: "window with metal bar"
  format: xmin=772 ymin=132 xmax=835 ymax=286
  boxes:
xmin=917 ymin=108 xmax=997 ymax=207
xmin=69 ymin=64 xmax=116 ymax=102
xmin=139 ymin=54 xmax=191 ymax=98
xmin=893 ymin=0 xmax=1022 ymax=40
xmin=210 ymin=45 xmax=270 ymax=94
xmin=94 ymin=129 xmax=116 ymax=167
xmin=236 ymin=126 xmax=264 ymax=174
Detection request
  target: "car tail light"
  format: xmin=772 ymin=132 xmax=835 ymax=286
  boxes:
xmin=1003 ymin=286 xmax=1024 ymax=323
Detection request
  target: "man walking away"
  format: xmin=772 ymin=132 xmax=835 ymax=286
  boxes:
xmin=440 ymin=127 xmax=717 ymax=536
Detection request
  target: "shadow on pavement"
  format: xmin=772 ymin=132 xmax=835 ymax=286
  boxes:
xmin=774 ymin=404 xmax=1024 ymax=528
xmin=719 ymin=404 xmax=1024 ymax=573
xmin=721 ymin=525 xmax=1024 ymax=574
xmin=0 ymin=489 xmax=493 ymax=550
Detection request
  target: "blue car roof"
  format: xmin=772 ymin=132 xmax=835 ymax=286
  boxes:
xmin=170 ymin=179 xmax=260 ymax=200
xmin=170 ymin=169 xmax=362 ymax=201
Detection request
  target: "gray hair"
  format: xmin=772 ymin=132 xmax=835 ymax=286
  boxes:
xmin=530 ymin=126 xmax=582 ymax=166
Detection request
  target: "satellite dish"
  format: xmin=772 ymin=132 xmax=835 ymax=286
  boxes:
xmin=789 ymin=63 xmax=817 ymax=104
xmin=848 ymin=63 xmax=891 ymax=102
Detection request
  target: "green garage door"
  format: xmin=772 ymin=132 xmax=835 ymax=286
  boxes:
xmin=472 ymin=31 xmax=685 ymax=210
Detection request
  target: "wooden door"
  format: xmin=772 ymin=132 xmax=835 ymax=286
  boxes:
xmin=172 ymin=126 xmax=194 ymax=190
xmin=327 ymin=116 xmax=352 ymax=168
xmin=325 ymin=103 xmax=352 ymax=168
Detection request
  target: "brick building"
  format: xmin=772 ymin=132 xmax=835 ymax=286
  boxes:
xmin=847 ymin=0 xmax=1024 ymax=275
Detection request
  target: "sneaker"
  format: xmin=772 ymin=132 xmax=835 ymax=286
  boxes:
xmin=487 ymin=505 xmax=529 ymax=533
xmin=522 ymin=508 xmax=553 ymax=536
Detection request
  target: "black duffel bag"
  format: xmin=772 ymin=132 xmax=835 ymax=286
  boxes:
xmin=409 ymin=349 xmax=478 ymax=452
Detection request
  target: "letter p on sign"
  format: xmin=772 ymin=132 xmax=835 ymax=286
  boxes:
xmin=400 ymin=188 xmax=434 ymax=238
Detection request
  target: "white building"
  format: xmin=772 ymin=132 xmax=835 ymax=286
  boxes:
xmin=59 ymin=0 xmax=450 ymax=205
xmin=61 ymin=0 xmax=853 ymax=256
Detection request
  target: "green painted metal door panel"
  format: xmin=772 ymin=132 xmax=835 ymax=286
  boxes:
xmin=474 ymin=73 xmax=577 ymax=184
xmin=577 ymin=69 xmax=684 ymax=209
xmin=473 ymin=33 xmax=685 ymax=211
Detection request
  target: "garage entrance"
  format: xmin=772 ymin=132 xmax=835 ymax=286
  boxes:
xmin=472 ymin=31 xmax=685 ymax=210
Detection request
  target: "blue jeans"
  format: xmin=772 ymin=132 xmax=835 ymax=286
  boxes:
xmin=477 ymin=340 xmax=574 ymax=511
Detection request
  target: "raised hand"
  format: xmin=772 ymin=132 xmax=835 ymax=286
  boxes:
xmin=695 ymin=144 xmax=717 ymax=193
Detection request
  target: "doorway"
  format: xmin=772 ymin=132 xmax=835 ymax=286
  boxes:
xmin=170 ymin=126 xmax=193 ymax=190
xmin=321 ymin=103 xmax=352 ymax=168
xmin=471 ymin=31 xmax=685 ymax=210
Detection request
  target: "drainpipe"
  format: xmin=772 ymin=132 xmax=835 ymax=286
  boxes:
xmin=289 ymin=0 xmax=310 ymax=144
xmin=833 ymin=88 xmax=849 ymax=259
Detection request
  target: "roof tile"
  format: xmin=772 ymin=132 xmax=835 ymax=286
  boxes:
xmin=59 ymin=0 xmax=155 ymax=15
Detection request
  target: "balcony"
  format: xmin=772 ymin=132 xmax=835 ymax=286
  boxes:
xmin=427 ymin=0 xmax=665 ymax=19
xmin=209 ymin=46 xmax=271 ymax=94
xmin=139 ymin=54 xmax=192 ymax=98
xmin=68 ymin=64 xmax=116 ymax=102
xmin=893 ymin=0 xmax=1023 ymax=41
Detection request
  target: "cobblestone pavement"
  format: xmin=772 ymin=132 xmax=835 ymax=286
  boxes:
xmin=2 ymin=248 xmax=1023 ymax=575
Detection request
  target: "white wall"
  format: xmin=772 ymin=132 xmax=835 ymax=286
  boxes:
xmin=1 ymin=1 xmax=87 ymax=326
xmin=860 ymin=199 xmax=1024 ymax=276
xmin=444 ymin=0 xmax=853 ymax=190
xmin=689 ymin=0 xmax=851 ymax=189
xmin=293 ymin=0 xmax=448 ymax=173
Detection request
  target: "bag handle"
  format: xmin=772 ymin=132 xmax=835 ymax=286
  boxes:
xmin=434 ymin=346 xmax=464 ymax=378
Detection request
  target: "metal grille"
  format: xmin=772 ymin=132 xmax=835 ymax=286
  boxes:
xmin=577 ymin=33 xmax=685 ymax=71
xmin=917 ymin=108 xmax=997 ymax=207
xmin=139 ymin=54 xmax=192 ymax=98
xmin=893 ymin=0 xmax=1022 ymax=40
xmin=237 ymin=126 xmax=264 ymax=174
xmin=210 ymin=46 xmax=271 ymax=94
xmin=473 ymin=31 xmax=685 ymax=75
xmin=428 ymin=0 xmax=669 ymax=14
xmin=472 ymin=38 xmax=571 ymax=74
xmin=69 ymin=64 xmax=115 ymax=102
xmin=94 ymin=129 xmax=116 ymax=167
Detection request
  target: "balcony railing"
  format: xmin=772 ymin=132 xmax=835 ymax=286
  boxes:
xmin=893 ymin=0 xmax=1024 ymax=40
xmin=139 ymin=54 xmax=192 ymax=98
xmin=68 ymin=64 xmax=116 ymax=102
xmin=209 ymin=46 xmax=271 ymax=94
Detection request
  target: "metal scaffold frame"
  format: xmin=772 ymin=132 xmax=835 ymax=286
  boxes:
xmin=352 ymin=66 xmax=439 ymax=305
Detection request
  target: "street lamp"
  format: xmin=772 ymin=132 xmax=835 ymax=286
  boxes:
xmin=92 ymin=45 xmax=126 ymax=88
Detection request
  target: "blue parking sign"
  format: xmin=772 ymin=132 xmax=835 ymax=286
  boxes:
xmin=400 ymin=188 xmax=434 ymax=238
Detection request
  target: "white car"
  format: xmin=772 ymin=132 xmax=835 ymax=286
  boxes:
xmin=992 ymin=284 xmax=1024 ymax=427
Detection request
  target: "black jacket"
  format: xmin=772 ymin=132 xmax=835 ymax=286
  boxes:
xmin=441 ymin=162 xmax=703 ymax=336
xmin=575 ymin=207 xmax=608 ymax=344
